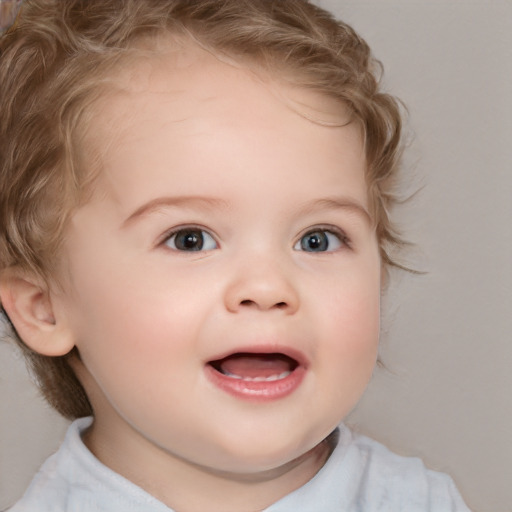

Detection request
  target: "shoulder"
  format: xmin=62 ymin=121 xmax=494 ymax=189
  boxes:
xmin=6 ymin=435 xmax=73 ymax=512
xmin=339 ymin=427 xmax=472 ymax=511
xmin=266 ymin=426 xmax=471 ymax=512
xmin=6 ymin=417 xmax=171 ymax=512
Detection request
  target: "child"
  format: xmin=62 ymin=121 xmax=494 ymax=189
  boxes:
xmin=0 ymin=1 xmax=471 ymax=510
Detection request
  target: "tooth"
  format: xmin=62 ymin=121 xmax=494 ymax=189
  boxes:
xmin=222 ymin=371 xmax=243 ymax=379
xmin=220 ymin=370 xmax=293 ymax=382
xmin=246 ymin=371 xmax=291 ymax=382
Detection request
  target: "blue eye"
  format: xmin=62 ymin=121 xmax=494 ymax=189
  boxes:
xmin=164 ymin=228 xmax=217 ymax=251
xmin=294 ymin=229 xmax=345 ymax=252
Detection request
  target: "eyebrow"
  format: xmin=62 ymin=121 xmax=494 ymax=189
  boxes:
xmin=121 ymin=196 xmax=229 ymax=228
xmin=297 ymin=197 xmax=372 ymax=224
xmin=121 ymin=194 xmax=372 ymax=229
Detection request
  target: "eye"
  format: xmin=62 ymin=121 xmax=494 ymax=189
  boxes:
xmin=294 ymin=229 xmax=346 ymax=252
xmin=163 ymin=228 xmax=217 ymax=252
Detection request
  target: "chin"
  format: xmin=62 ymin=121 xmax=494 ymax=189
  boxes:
xmin=200 ymin=429 xmax=326 ymax=476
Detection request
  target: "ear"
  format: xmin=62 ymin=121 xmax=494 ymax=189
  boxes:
xmin=0 ymin=270 xmax=75 ymax=356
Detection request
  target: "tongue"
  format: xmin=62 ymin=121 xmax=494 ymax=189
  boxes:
xmin=218 ymin=353 xmax=294 ymax=379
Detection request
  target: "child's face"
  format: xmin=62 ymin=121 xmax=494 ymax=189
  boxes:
xmin=56 ymin=46 xmax=381 ymax=478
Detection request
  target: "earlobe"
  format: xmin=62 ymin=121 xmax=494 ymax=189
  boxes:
xmin=0 ymin=270 xmax=75 ymax=357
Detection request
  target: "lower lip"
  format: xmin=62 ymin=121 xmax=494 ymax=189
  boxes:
xmin=204 ymin=365 xmax=306 ymax=401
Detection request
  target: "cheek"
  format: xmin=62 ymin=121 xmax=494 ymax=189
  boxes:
xmin=66 ymin=258 xmax=212 ymax=390
xmin=328 ymin=297 xmax=379 ymax=363
xmin=320 ymin=270 xmax=381 ymax=375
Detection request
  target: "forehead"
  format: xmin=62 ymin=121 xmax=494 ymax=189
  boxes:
xmin=78 ymin=41 xmax=366 ymax=207
xmin=83 ymin=39 xmax=355 ymax=146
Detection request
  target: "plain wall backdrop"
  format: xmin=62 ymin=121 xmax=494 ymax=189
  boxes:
xmin=1 ymin=1 xmax=511 ymax=511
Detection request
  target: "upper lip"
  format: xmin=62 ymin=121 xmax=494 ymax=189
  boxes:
xmin=205 ymin=344 xmax=309 ymax=369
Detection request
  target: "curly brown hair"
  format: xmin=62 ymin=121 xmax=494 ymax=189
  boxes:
xmin=0 ymin=0 xmax=405 ymax=419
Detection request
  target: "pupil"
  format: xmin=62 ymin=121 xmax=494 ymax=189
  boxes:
xmin=303 ymin=231 xmax=327 ymax=251
xmin=178 ymin=230 xmax=203 ymax=251
xmin=309 ymin=234 xmax=321 ymax=249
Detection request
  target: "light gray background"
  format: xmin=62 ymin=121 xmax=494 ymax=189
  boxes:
xmin=1 ymin=1 xmax=511 ymax=511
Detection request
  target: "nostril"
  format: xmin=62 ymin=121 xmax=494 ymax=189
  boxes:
xmin=238 ymin=299 xmax=288 ymax=309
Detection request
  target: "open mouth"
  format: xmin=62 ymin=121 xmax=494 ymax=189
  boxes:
xmin=209 ymin=352 xmax=299 ymax=382
xmin=205 ymin=351 xmax=306 ymax=400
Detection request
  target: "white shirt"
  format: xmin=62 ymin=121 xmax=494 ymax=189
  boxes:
xmin=7 ymin=417 xmax=471 ymax=511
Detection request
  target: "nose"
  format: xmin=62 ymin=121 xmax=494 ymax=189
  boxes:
xmin=224 ymin=256 xmax=300 ymax=314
